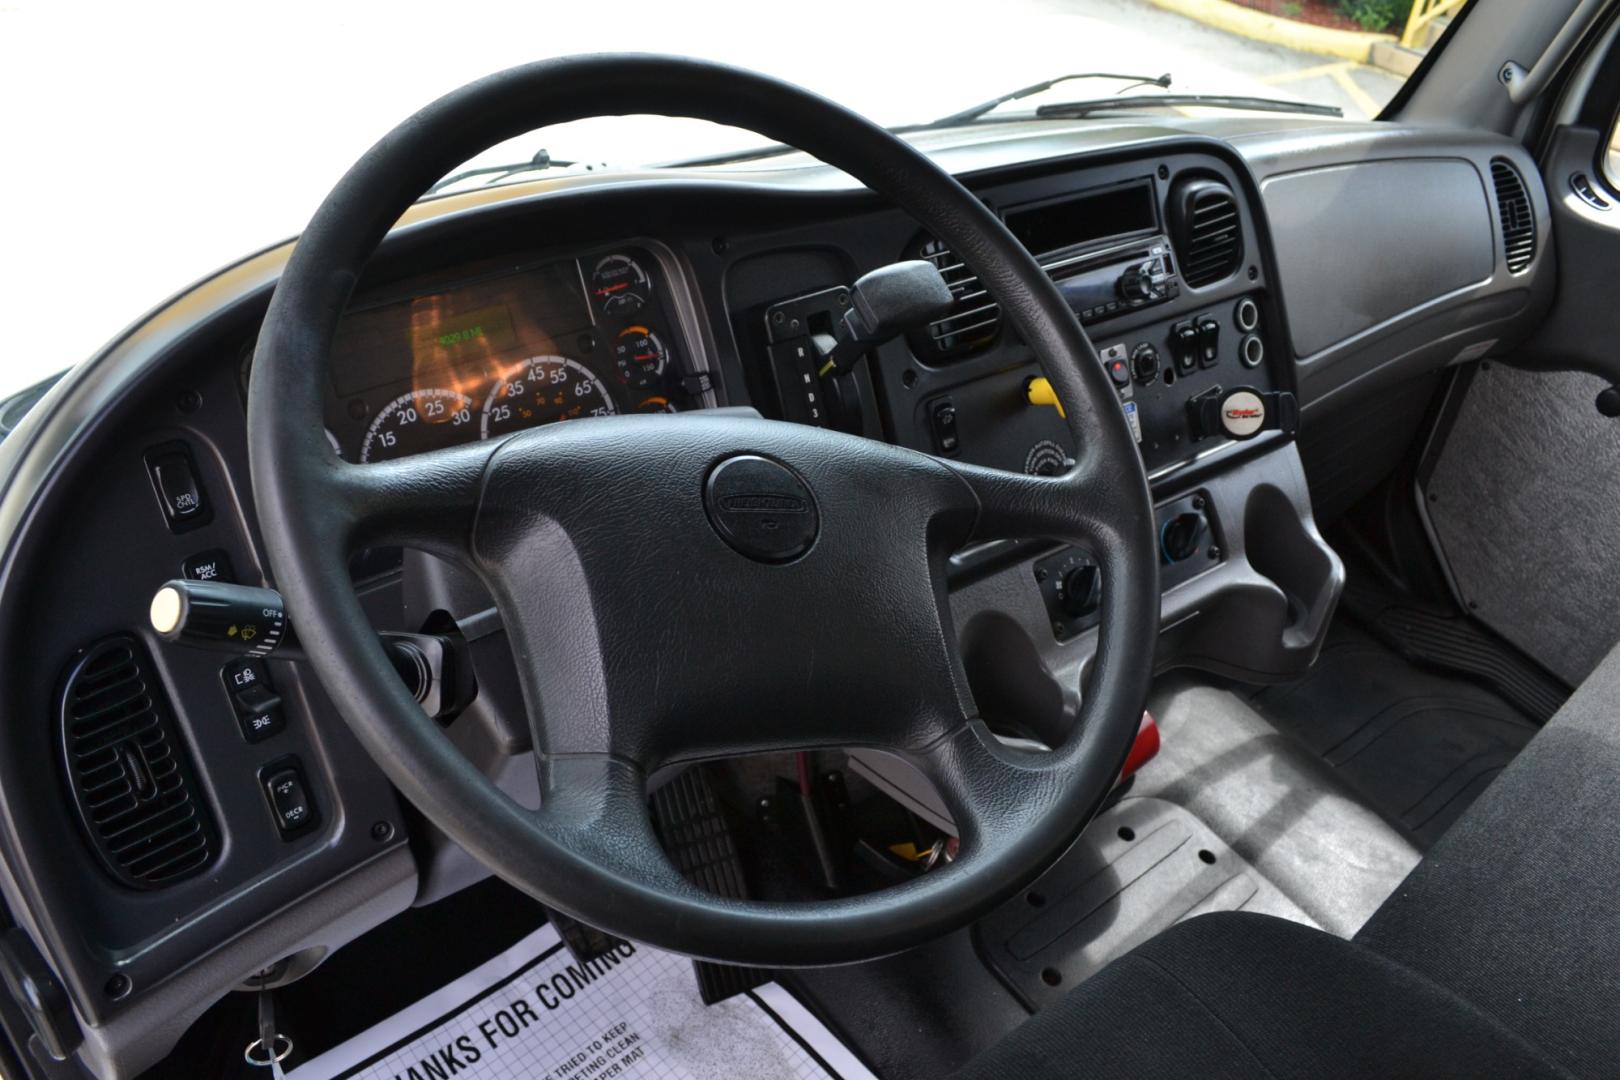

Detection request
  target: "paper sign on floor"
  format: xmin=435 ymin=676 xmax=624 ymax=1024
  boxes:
xmin=286 ymin=923 xmax=876 ymax=1080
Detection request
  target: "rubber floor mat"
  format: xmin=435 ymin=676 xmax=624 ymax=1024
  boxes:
xmin=1252 ymin=623 xmax=1537 ymax=848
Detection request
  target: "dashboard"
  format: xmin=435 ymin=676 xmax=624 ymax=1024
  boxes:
xmin=0 ymin=113 xmax=1553 ymax=1078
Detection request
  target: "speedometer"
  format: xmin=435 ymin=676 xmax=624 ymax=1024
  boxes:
xmin=359 ymin=388 xmax=476 ymax=463
xmin=481 ymin=355 xmax=618 ymax=439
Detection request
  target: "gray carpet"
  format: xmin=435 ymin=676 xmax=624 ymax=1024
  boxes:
xmin=1425 ymin=364 xmax=1620 ymax=686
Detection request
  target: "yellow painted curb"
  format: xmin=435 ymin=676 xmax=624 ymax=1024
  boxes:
xmin=1148 ymin=0 xmax=1395 ymax=63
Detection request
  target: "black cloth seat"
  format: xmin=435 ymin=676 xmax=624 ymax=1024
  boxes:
xmin=958 ymin=643 xmax=1620 ymax=1079
xmin=953 ymin=911 xmax=1571 ymax=1079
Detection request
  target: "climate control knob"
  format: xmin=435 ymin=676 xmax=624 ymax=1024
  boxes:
xmin=1131 ymin=343 xmax=1160 ymax=384
xmin=1161 ymin=513 xmax=1206 ymax=564
xmin=1059 ymin=564 xmax=1102 ymax=617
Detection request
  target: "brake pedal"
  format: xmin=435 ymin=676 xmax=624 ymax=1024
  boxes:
xmin=545 ymin=909 xmax=629 ymax=966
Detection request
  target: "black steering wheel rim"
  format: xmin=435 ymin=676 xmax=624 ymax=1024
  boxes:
xmin=248 ymin=54 xmax=1159 ymax=966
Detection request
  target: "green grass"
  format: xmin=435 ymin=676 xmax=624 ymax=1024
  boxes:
xmin=1334 ymin=0 xmax=1414 ymax=31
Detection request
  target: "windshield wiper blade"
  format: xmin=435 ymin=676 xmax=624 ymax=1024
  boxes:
xmin=425 ymin=148 xmax=577 ymax=196
xmin=1034 ymin=94 xmax=1342 ymax=120
xmin=925 ymin=71 xmax=1174 ymax=129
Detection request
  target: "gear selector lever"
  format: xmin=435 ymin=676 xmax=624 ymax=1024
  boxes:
xmin=812 ymin=260 xmax=954 ymax=378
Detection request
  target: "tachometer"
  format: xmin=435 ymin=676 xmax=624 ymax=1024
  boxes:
xmin=589 ymin=254 xmax=652 ymax=316
xmin=613 ymin=326 xmax=668 ymax=390
xmin=359 ymin=388 xmax=476 ymax=463
xmin=481 ymin=355 xmax=618 ymax=438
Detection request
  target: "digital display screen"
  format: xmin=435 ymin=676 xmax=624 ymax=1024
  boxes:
xmin=1005 ymin=181 xmax=1158 ymax=256
xmin=330 ymin=260 xmax=592 ymax=399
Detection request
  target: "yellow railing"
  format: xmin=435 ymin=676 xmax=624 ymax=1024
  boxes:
xmin=1401 ymin=0 xmax=1468 ymax=49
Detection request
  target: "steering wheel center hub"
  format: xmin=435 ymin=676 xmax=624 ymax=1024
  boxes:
xmin=703 ymin=454 xmax=819 ymax=563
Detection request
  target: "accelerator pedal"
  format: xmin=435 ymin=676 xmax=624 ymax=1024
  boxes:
xmin=651 ymin=765 xmax=770 ymax=1005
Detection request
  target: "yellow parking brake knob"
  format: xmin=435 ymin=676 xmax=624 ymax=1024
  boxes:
xmin=1026 ymin=376 xmax=1065 ymax=419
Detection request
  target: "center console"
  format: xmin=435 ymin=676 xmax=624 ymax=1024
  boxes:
xmin=721 ymin=150 xmax=1343 ymax=827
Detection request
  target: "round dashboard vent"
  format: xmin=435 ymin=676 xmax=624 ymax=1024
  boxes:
xmin=1169 ymin=177 xmax=1243 ymax=289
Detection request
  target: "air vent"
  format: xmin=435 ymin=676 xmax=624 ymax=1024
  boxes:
xmin=1169 ymin=177 xmax=1243 ymax=288
xmin=1492 ymin=158 xmax=1536 ymax=273
xmin=58 ymin=637 xmax=216 ymax=889
xmin=913 ymin=237 xmax=1003 ymax=361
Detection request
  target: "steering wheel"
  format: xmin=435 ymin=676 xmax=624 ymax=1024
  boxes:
xmin=248 ymin=55 xmax=1158 ymax=966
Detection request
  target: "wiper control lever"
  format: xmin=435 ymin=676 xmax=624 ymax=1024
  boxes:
xmin=151 ymin=579 xmax=292 ymax=657
xmin=148 ymin=579 xmax=476 ymax=720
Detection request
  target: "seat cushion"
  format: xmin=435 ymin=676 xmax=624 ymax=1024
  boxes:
xmin=954 ymin=911 xmax=1569 ymax=1079
xmin=1356 ymin=640 xmax=1620 ymax=1077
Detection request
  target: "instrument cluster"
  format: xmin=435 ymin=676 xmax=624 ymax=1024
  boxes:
xmin=323 ymin=245 xmax=708 ymax=463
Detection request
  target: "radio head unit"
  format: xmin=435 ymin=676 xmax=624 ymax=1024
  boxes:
xmin=912 ymin=177 xmax=1181 ymax=362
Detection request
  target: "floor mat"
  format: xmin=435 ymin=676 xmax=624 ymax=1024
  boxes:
xmin=1251 ymin=622 xmax=1538 ymax=848
xmin=286 ymin=923 xmax=874 ymax=1080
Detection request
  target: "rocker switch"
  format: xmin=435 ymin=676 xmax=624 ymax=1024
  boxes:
xmin=1196 ymin=318 xmax=1221 ymax=368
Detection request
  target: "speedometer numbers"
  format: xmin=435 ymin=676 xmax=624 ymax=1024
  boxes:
xmin=481 ymin=355 xmax=618 ymax=438
xmin=590 ymin=254 xmax=652 ymax=316
xmin=359 ymin=389 xmax=476 ymax=463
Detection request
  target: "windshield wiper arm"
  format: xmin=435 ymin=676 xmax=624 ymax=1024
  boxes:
xmin=925 ymin=71 xmax=1174 ymax=129
xmin=425 ymin=148 xmax=577 ymax=196
xmin=1034 ymin=94 xmax=1342 ymax=120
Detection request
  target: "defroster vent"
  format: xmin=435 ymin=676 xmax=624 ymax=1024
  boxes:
xmin=1169 ymin=177 xmax=1243 ymax=288
xmin=1491 ymin=158 xmax=1536 ymax=273
xmin=58 ymin=636 xmax=216 ymax=888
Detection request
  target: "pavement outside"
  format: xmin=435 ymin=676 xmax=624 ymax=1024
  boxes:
xmin=0 ymin=0 xmax=1406 ymax=399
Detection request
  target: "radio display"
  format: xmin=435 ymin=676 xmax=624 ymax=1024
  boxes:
xmin=1005 ymin=181 xmax=1158 ymax=256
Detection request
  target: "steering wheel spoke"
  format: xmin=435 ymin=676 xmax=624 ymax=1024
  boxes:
xmin=940 ymin=456 xmax=1117 ymax=548
xmin=326 ymin=439 xmax=496 ymax=557
xmin=913 ymin=719 xmax=1067 ymax=849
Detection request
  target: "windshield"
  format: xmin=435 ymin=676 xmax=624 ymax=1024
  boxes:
xmin=0 ymin=0 xmax=1436 ymax=400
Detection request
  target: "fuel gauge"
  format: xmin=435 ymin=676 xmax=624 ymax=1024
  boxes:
xmin=589 ymin=254 xmax=652 ymax=315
